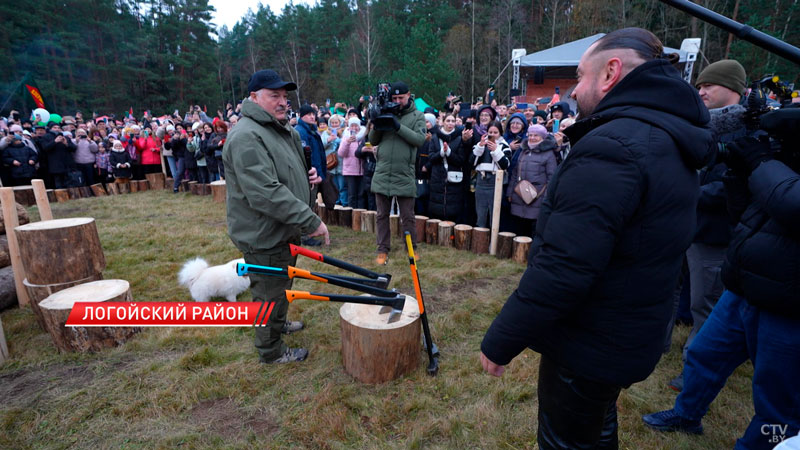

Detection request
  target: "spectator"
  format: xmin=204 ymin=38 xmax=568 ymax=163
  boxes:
xmin=200 ymin=123 xmax=218 ymax=182
xmin=71 ymin=128 xmax=99 ymax=186
xmin=43 ymin=124 xmax=77 ymax=188
xmin=109 ymin=139 xmax=133 ymax=183
xmin=2 ymin=132 xmax=37 ymax=186
xmin=95 ymin=140 xmax=112 ymax=183
xmin=189 ymin=124 xmax=208 ymax=184
xmin=427 ymin=113 xmax=465 ymax=221
xmin=470 ymin=120 xmax=511 ymax=228
xmin=507 ymin=125 xmax=557 ymax=237
xmin=553 ymin=117 xmax=575 ymax=164
xmin=134 ymin=125 xmax=162 ymax=177
xmin=415 ymin=113 xmax=438 ymax=216
xmin=354 ymin=122 xmax=377 ymax=211
xmin=165 ymin=123 xmax=189 ymax=192
xmin=338 ymin=117 xmax=366 ymax=209
xmin=209 ymin=121 xmax=227 ymax=179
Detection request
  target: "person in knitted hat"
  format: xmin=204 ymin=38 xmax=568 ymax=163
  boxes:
xmin=695 ymin=59 xmax=746 ymax=110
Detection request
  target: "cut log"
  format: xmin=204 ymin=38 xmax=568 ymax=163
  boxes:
xmin=79 ymin=186 xmax=92 ymax=198
xmin=129 ymin=179 xmax=139 ymax=193
xmin=339 ymin=296 xmax=421 ymax=383
xmin=39 ymin=280 xmax=140 ymax=353
xmin=389 ymin=215 xmax=400 ymax=237
xmin=351 ymin=209 xmax=365 ymax=232
xmin=512 ymin=236 xmax=533 ymax=264
xmin=67 ymin=187 xmax=82 ymax=199
xmin=146 ymin=172 xmax=165 ymax=190
xmin=0 ymin=266 xmax=17 ymax=311
xmin=90 ymin=184 xmax=107 ymax=197
xmin=437 ymin=221 xmax=455 ymax=247
xmin=15 ymin=218 xmax=106 ymax=285
xmin=32 ymin=180 xmax=53 ymax=221
xmin=496 ymin=232 xmax=516 ymax=259
xmin=339 ymin=207 xmax=353 ymax=229
xmin=180 ymin=180 xmax=190 ymax=192
xmin=55 ymin=189 xmax=70 ymax=203
xmin=46 ymin=189 xmax=56 ymax=203
xmin=189 ymin=181 xmax=201 ymax=195
xmin=117 ymin=182 xmax=130 ymax=194
xmin=24 ymin=274 xmax=103 ymax=330
xmin=137 ymin=180 xmax=149 ymax=191
xmin=210 ymin=180 xmax=226 ymax=203
xmin=414 ymin=216 xmax=428 ymax=242
xmin=362 ymin=211 xmax=376 ymax=234
xmin=0 ymin=202 xmax=30 ymax=234
xmin=454 ymin=224 xmax=473 ymax=251
xmin=331 ymin=205 xmax=343 ymax=227
xmin=471 ymin=227 xmax=490 ymax=254
xmin=12 ymin=186 xmax=36 ymax=206
xmin=0 ymin=235 xmax=9 ymax=268
xmin=166 ymin=177 xmax=175 ymax=190
xmin=106 ymin=183 xmax=119 ymax=195
xmin=425 ymin=219 xmax=441 ymax=245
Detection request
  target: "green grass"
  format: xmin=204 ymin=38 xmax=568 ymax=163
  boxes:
xmin=1 ymin=190 xmax=754 ymax=448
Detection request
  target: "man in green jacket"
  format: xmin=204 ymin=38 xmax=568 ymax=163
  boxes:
xmin=369 ymin=81 xmax=427 ymax=265
xmin=224 ymin=69 xmax=329 ymax=364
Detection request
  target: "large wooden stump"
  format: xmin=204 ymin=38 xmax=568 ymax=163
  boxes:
xmin=146 ymin=172 xmax=165 ymax=190
xmin=15 ymin=218 xmax=106 ymax=285
xmin=189 ymin=181 xmax=201 ymax=195
xmin=362 ymin=211 xmax=376 ymax=234
xmin=106 ymin=183 xmax=119 ymax=195
xmin=414 ymin=216 xmax=428 ymax=243
xmin=129 ymin=179 xmax=139 ymax=193
xmin=0 ymin=203 xmax=29 ymax=234
xmin=339 ymin=207 xmax=353 ymax=229
xmin=351 ymin=209 xmax=365 ymax=232
xmin=437 ymin=221 xmax=455 ymax=247
xmin=512 ymin=236 xmax=533 ymax=264
xmin=389 ymin=215 xmax=400 ymax=237
xmin=166 ymin=177 xmax=175 ymax=190
xmin=55 ymin=189 xmax=70 ymax=203
xmin=496 ymin=232 xmax=516 ymax=259
xmin=39 ymin=280 xmax=140 ymax=353
xmin=47 ymin=189 xmax=56 ymax=203
xmin=117 ymin=182 xmax=130 ymax=194
xmin=67 ymin=187 xmax=82 ymax=199
xmin=137 ymin=180 xmax=149 ymax=192
xmin=12 ymin=186 xmax=36 ymax=206
xmin=24 ymin=274 xmax=104 ymax=330
xmin=454 ymin=224 xmax=473 ymax=251
xmin=425 ymin=219 xmax=441 ymax=245
xmin=90 ymin=184 xmax=107 ymax=197
xmin=471 ymin=227 xmax=490 ymax=254
xmin=339 ymin=295 xmax=421 ymax=383
xmin=331 ymin=205 xmax=343 ymax=227
xmin=210 ymin=180 xmax=226 ymax=203
xmin=180 ymin=180 xmax=190 ymax=192
xmin=79 ymin=186 xmax=93 ymax=198
xmin=201 ymin=183 xmax=211 ymax=195
xmin=0 ymin=266 xmax=17 ymax=311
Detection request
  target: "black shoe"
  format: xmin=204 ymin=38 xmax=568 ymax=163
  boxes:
xmin=301 ymin=237 xmax=322 ymax=247
xmin=642 ymin=409 xmax=703 ymax=434
xmin=668 ymin=373 xmax=684 ymax=392
xmin=281 ymin=320 xmax=304 ymax=334
xmin=267 ymin=347 xmax=309 ymax=364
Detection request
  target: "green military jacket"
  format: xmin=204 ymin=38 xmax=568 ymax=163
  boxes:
xmin=368 ymin=99 xmax=427 ymax=198
xmin=223 ymin=99 xmax=320 ymax=253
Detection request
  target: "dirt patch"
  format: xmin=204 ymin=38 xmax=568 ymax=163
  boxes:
xmin=422 ymin=275 xmax=520 ymax=313
xmin=0 ymin=364 xmax=95 ymax=408
xmin=190 ymin=398 xmax=278 ymax=439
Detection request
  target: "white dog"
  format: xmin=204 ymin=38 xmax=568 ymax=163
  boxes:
xmin=178 ymin=258 xmax=250 ymax=302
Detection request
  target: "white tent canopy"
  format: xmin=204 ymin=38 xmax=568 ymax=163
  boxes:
xmin=520 ymin=33 xmax=688 ymax=67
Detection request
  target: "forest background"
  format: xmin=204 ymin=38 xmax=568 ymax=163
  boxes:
xmin=1 ymin=0 xmax=798 ymax=116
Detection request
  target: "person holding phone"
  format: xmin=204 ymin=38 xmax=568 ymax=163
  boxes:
xmin=72 ymin=128 xmax=99 ymax=186
xmin=470 ymin=120 xmax=511 ymax=228
xmin=506 ymin=125 xmax=557 ymax=237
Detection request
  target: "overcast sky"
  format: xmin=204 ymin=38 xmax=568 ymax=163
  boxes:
xmin=208 ymin=0 xmax=311 ymax=30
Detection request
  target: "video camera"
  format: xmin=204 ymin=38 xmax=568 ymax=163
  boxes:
xmin=367 ymin=83 xmax=403 ymax=131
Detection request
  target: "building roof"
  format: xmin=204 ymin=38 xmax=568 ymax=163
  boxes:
xmin=520 ymin=33 xmax=688 ymax=67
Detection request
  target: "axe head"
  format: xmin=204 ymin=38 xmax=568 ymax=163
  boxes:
xmin=378 ymin=295 xmax=405 ymax=323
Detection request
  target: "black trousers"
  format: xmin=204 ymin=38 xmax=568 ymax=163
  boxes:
xmin=537 ymin=355 xmax=621 ymax=450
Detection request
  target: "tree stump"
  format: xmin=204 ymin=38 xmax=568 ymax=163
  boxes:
xmin=496 ymin=232 xmax=516 ymax=259
xmin=54 ymin=189 xmax=70 ymax=202
xmin=166 ymin=177 xmax=175 ymax=190
xmin=189 ymin=181 xmax=201 ymax=195
xmin=454 ymin=224 xmax=473 ymax=251
xmin=437 ymin=221 xmax=455 ymax=247
xmin=414 ymin=216 xmax=428 ymax=242
xmin=67 ymin=187 xmax=82 ymax=199
xmin=512 ymin=236 xmax=532 ymax=264
xmin=90 ymin=184 xmax=107 ymax=197
xmin=210 ymin=180 xmax=226 ymax=203
xmin=389 ymin=215 xmax=400 ymax=237
xmin=12 ymin=186 xmax=36 ymax=206
xmin=351 ymin=209 xmax=365 ymax=232
xmin=38 ymin=280 xmax=140 ymax=353
xmin=146 ymin=172 xmax=165 ymax=190
xmin=331 ymin=205 xmax=343 ymax=227
xmin=15 ymin=218 xmax=106 ymax=285
xmin=471 ymin=227 xmax=490 ymax=254
xmin=79 ymin=186 xmax=93 ymax=198
xmin=362 ymin=211 xmax=376 ymax=234
xmin=180 ymin=180 xmax=190 ymax=192
xmin=339 ymin=207 xmax=353 ymax=229
xmin=425 ymin=219 xmax=441 ymax=245
xmin=339 ymin=295 xmax=421 ymax=383
xmin=0 ymin=266 xmax=17 ymax=312
xmin=0 ymin=235 xmax=10 ymax=268
xmin=201 ymin=184 xmax=211 ymax=195
xmin=117 ymin=182 xmax=130 ymax=194
xmin=24 ymin=274 xmax=104 ymax=330
xmin=0 ymin=203 xmax=29 ymax=234
xmin=106 ymin=183 xmax=119 ymax=195
xmin=137 ymin=180 xmax=149 ymax=191
xmin=129 ymin=179 xmax=139 ymax=193
xmin=47 ymin=189 xmax=56 ymax=203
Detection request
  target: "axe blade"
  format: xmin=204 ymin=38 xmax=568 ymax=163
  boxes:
xmin=378 ymin=295 xmax=405 ymax=323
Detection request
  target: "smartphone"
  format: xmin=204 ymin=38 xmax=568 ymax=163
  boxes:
xmin=553 ymin=119 xmax=560 ymax=132
xmin=555 ymin=86 xmax=560 ymax=95
xmin=464 ymin=122 xmax=473 ymax=130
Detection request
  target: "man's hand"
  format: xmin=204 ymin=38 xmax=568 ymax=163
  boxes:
xmin=391 ymin=116 xmax=401 ymax=131
xmin=308 ymin=221 xmax=330 ymax=245
xmin=462 ymin=128 xmax=473 ymax=142
xmin=13 ymin=160 xmax=21 ymax=167
xmin=726 ymin=135 xmax=774 ymax=176
xmin=308 ymin=167 xmax=322 ymax=185
xmin=480 ymin=352 xmax=505 ymax=377
xmin=28 ymin=160 xmax=35 ymax=165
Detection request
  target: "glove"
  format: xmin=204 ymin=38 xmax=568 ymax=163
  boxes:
xmin=391 ymin=115 xmax=401 ymax=131
xmin=726 ymin=136 xmax=774 ymax=176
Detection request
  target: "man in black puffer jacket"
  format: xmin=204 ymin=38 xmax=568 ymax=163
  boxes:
xmin=480 ymin=28 xmax=714 ymax=449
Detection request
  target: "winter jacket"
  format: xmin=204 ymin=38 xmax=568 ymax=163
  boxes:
xmin=2 ymin=142 xmax=38 ymax=179
xmin=507 ymin=136 xmax=558 ymax=220
xmin=354 ymin=141 xmax=376 ymax=177
xmin=721 ymin=160 xmax=800 ymax=317
xmin=109 ymin=148 xmax=133 ymax=179
xmin=416 ymin=128 xmax=438 ymax=181
xmin=44 ymin=133 xmax=77 ymax=174
xmin=73 ymin=137 xmax=99 ymax=164
xmin=337 ymin=132 xmax=364 ymax=176
xmin=134 ymin=135 xmax=162 ymax=165
xmin=295 ymin=120 xmax=326 ymax=181
xmin=427 ymin=130 xmax=465 ymax=220
xmin=481 ymin=59 xmax=715 ymax=387
xmin=201 ymin=133 xmax=217 ymax=173
xmin=209 ymin=132 xmax=226 ymax=171
xmin=321 ymin=129 xmax=341 ymax=176
xmin=369 ymin=99 xmax=427 ymax=198
xmin=164 ymin=135 xmax=187 ymax=159
xmin=505 ymin=113 xmax=530 ymax=175
xmin=188 ymin=136 xmax=205 ymax=166
xmin=223 ymin=98 xmax=320 ymax=253
xmin=470 ymin=137 xmax=511 ymax=174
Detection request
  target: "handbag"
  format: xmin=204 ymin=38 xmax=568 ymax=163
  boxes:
xmin=514 ymin=179 xmax=538 ymax=205
xmin=443 ymin=150 xmax=463 ymax=183
xmin=320 ymin=175 xmax=339 ymax=209
xmin=326 ymin=152 xmax=338 ymax=170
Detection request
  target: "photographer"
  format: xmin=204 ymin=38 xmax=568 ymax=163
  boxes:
xmin=644 ymin=129 xmax=800 ymax=449
xmin=43 ymin=123 xmax=77 ymax=188
xmin=369 ymin=81 xmax=427 ymax=265
xmin=72 ymin=128 xmax=99 ymax=186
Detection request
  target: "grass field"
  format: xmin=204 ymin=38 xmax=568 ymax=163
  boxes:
xmin=0 ymin=190 xmax=755 ymax=449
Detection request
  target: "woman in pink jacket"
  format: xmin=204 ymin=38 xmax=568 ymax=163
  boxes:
xmin=338 ymin=117 xmax=366 ymax=209
xmin=134 ymin=129 xmax=162 ymax=177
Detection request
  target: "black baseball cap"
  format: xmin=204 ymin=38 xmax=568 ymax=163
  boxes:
xmin=248 ymin=70 xmax=297 ymax=92
xmin=391 ymin=81 xmax=409 ymax=95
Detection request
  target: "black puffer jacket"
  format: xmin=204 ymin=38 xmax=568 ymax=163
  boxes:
xmin=2 ymin=142 xmax=38 ymax=179
xmin=427 ymin=131 xmax=465 ymax=221
xmin=722 ymin=159 xmax=800 ymax=317
xmin=481 ymin=59 xmax=715 ymax=387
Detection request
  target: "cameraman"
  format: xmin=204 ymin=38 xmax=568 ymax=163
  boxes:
xmin=369 ymin=81 xmax=427 ymax=265
xmin=644 ymin=127 xmax=800 ymax=448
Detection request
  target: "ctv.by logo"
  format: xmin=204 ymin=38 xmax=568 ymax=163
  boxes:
xmin=761 ymin=424 xmax=799 ymax=445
